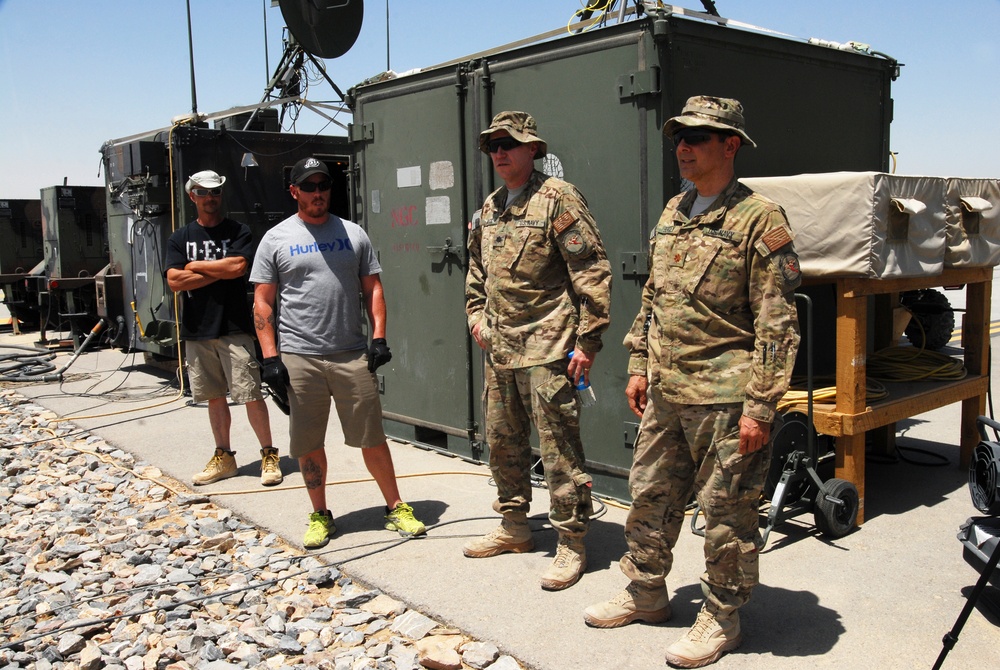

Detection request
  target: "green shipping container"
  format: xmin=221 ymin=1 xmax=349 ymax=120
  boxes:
xmin=347 ymin=12 xmax=896 ymax=499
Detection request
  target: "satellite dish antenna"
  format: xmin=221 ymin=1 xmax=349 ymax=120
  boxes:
xmin=278 ymin=0 xmax=364 ymax=59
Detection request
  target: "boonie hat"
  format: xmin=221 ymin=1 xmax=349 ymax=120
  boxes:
xmin=478 ymin=111 xmax=548 ymax=159
xmin=290 ymin=157 xmax=331 ymax=185
xmin=185 ymin=170 xmax=226 ymax=193
xmin=662 ymin=95 xmax=757 ymax=148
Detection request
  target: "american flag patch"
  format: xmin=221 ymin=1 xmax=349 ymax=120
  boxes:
xmin=760 ymin=226 xmax=793 ymax=253
xmin=553 ymin=211 xmax=577 ymax=234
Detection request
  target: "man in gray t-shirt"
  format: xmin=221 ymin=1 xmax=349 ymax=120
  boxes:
xmin=250 ymin=157 xmax=426 ymax=549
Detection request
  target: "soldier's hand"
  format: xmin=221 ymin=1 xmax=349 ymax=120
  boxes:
xmin=260 ymin=356 xmax=290 ymax=412
xmin=368 ymin=338 xmax=392 ymax=372
xmin=471 ymin=322 xmax=486 ymax=350
xmin=738 ymin=415 xmax=770 ymax=454
xmin=625 ymin=374 xmax=648 ymax=418
xmin=567 ymin=348 xmax=594 ymax=387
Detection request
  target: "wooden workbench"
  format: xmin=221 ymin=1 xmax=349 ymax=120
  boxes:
xmin=803 ymin=266 xmax=993 ymax=523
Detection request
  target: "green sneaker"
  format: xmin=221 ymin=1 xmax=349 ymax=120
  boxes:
xmin=303 ymin=510 xmax=336 ymax=549
xmin=385 ymin=502 xmax=426 ymax=537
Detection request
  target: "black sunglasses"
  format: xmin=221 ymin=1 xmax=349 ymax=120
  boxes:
xmin=297 ymin=180 xmax=333 ymax=193
xmin=190 ymin=187 xmax=222 ymax=197
xmin=487 ymin=137 xmax=523 ymax=153
xmin=671 ymin=130 xmax=719 ymax=147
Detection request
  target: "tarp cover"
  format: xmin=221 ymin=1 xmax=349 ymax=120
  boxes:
xmin=943 ymin=177 xmax=1000 ymax=268
xmin=740 ymin=172 xmax=948 ymax=278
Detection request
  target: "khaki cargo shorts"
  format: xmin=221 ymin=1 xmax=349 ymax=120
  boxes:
xmin=283 ymin=350 xmax=386 ymax=458
xmin=185 ymin=333 xmax=264 ymax=404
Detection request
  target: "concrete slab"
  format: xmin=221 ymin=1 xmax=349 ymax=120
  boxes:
xmin=2 ymin=323 xmax=1000 ymax=669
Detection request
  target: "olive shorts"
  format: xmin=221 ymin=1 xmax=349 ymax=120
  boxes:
xmin=282 ymin=350 xmax=386 ymax=458
xmin=185 ymin=333 xmax=264 ymax=404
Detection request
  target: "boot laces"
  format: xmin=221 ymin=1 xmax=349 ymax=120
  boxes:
xmin=205 ymin=453 xmax=225 ymax=472
xmin=610 ymin=585 xmax=638 ymax=607
xmin=261 ymin=450 xmax=280 ymax=474
xmin=688 ymin=608 xmax=720 ymax=642
xmin=552 ymin=543 xmax=575 ymax=568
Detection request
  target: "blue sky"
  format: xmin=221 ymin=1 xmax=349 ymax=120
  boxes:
xmin=0 ymin=1 xmax=997 ymax=199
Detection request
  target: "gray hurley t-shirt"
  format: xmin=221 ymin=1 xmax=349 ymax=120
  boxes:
xmin=250 ymin=214 xmax=382 ymax=356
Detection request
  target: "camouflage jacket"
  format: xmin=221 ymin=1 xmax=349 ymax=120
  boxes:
xmin=466 ymin=170 xmax=612 ymax=369
xmin=624 ymin=178 xmax=801 ymax=422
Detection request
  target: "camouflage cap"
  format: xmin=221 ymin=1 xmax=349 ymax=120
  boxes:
xmin=662 ymin=95 xmax=757 ymax=148
xmin=478 ymin=111 xmax=548 ymax=159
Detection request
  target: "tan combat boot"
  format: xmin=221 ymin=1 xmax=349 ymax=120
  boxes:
xmin=539 ymin=536 xmax=586 ymax=591
xmin=583 ymin=581 xmax=672 ymax=628
xmin=463 ymin=512 xmax=534 ymax=557
xmin=663 ymin=605 xmax=741 ymax=668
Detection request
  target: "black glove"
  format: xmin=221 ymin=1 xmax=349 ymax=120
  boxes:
xmin=260 ymin=356 xmax=290 ymax=414
xmin=367 ymin=338 xmax=392 ymax=372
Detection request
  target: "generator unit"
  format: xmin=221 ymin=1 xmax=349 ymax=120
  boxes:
xmin=100 ymin=124 xmax=352 ymax=361
xmin=31 ymin=186 xmax=108 ymax=345
xmin=0 ymin=198 xmax=43 ymax=329
xmin=346 ymin=9 xmax=897 ymax=498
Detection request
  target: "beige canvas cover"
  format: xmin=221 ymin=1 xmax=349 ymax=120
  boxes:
xmin=740 ymin=172 xmax=947 ymax=278
xmin=943 ymin=177 xmax=1000 ymax=268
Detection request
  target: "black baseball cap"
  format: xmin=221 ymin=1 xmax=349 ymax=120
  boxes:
xmin=289 ymin=157 xmax=330 ymax=185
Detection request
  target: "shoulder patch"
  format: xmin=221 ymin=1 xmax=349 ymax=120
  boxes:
xmin=760 ymin=226 xmax=794 ymax=254
xmin=553 ymin=211 xmax=577 ymax=234
xmin=561 ymin=229 xmax=589 ymax=256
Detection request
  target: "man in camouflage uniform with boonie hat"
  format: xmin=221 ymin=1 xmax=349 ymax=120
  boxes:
xmin=584 ymin=96 xmax=801 ymax=668
xmin=464 ymin=111 xmax=612 ymax=592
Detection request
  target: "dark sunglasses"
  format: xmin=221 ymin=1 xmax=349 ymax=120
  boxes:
xmin=671 ymin=130 xmax=719 ymax=147
xmin=190 ymin=187 xmax=222 ymax=197
xmin=297 ymin=180 xmax=333 ymax=193
xmin=487 ymin=137 xmax=523 ymax=153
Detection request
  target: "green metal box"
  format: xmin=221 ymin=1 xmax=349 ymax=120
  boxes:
xmin=0 ymin=199 xmax=43 ymax=275
xmin=348 ymin=13 xmax=896 ymax=498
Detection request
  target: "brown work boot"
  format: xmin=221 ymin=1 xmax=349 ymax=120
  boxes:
xmin=259 ymin=447 xmax=283 ymax=486
xmin=583 ymin=581 xmax=671 ymax=628
xmin=192 ymin=448 xmax=237 ymax=485
xmin=463 ymin=513 xmax=533 ymax=557
xmin=664 ymin=605 xmax=742 ymax=668
xmin=539 ymin=536 xmax=586 ymax=591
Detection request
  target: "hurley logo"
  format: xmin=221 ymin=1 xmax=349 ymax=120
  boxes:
xmin=289 ymin=239 xmax=354 ymax=256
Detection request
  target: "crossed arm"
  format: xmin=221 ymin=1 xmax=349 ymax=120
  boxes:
xmin=166 ymin=256 xmax=247 ymax=292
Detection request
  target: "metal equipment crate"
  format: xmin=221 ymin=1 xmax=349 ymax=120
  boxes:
xmin=347 ymin=11 xmax=896 ymax=499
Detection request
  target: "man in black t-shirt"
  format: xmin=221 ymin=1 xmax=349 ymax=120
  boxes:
xmin=165 ymin=170 xmax=282 ymax=487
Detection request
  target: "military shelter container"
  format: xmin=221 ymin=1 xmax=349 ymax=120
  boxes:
xmin=347 ymin=11 xmax=897 ymax=498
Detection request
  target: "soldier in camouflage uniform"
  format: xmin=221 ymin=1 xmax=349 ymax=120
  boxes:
xmin=584 ymin=97 xmax=801 ymax=668
xmin=463 ymin=111 xmax=612 ymax=591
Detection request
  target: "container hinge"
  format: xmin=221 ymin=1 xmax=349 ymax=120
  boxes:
xmin=349 ymin=122 xmax=375 ymax=143
xmin=617 ymin=66 xmax=660 ymax=100
xmin=620 ymin=250 xmax=650 ymax=278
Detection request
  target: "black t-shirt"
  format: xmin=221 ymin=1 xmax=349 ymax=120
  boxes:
xmin=164 ymin=218 xmax=255 ymax=340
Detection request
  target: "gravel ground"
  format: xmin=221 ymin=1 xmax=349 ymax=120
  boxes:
xmin=0 ymin=388 xmax=524 ymax=670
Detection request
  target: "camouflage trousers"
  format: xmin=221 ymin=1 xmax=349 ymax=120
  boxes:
xmin=484 ymin=360 xmax=592 ymax=538
xmin=621 ymin=387 xmax=771 ymax=613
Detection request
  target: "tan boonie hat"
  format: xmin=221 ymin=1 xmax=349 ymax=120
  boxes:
xmin=185 ymin=170 xmax=227 ymax=193
xmin=662 ymin=95 xmax=757 ymax=148
xmin=478 ymin=111 xmax=548 ymax=159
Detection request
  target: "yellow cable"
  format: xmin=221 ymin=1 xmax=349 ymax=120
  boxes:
xmin=567 ymin=0 xmax=611 ymax=34
xmin=52 ymin=392 xmax=184 ymax=423
xmin=41 ymin=427 xmax=188 ymax=497
xmin=206 ymin=470 xmax=494 ymax=496
xmin=53 ymin=118 xmax=196 ymax=423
